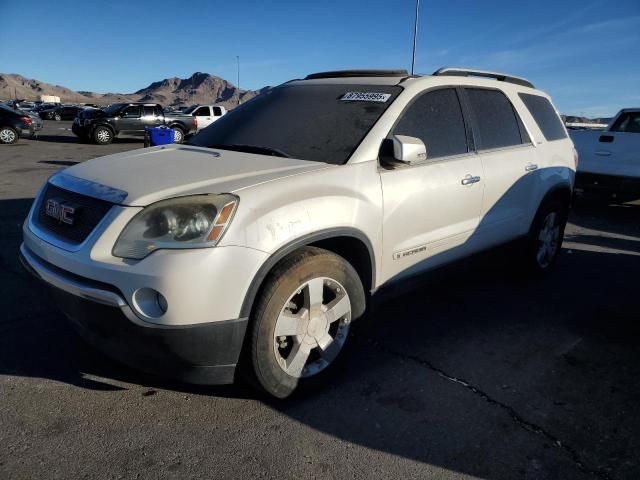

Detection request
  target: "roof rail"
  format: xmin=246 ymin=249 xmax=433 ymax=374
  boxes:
xmin=432 ymin=67 xmax=534 ymax=88
xmin=305 ymin=69 xmax=409 ymax=80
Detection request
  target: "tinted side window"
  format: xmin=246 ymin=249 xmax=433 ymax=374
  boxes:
xmin=466 ymin=88 xmax=525 ymax=149
xmin=392 ymin=88 xmax=468 ymax=159
xmin=518 ymin=93 xmax=567 ymax=141
xmin=611 ymin=112 xmax=640 ymax=133
xmin=154 ymin=106 xmax=163 ymax=116
xmin=213 ymin=107 xmax=222 ymax=116
xmin=122 ymin=106 xmax=141 ymax=118
xmin=143 ymin=106 xmax=155 ymax=116
xmin=195 ymin=107 xmax=210 ymax=116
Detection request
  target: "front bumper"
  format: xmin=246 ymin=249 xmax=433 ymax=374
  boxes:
xmin=19 ymin=245 xmax=248 ymax=385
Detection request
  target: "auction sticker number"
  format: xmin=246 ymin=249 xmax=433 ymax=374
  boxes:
xmin=341 ymin=92 xmax=391 ymax=102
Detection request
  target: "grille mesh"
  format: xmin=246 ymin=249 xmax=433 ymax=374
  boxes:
xmin=34 ymin=183 xmax=113 ymax=244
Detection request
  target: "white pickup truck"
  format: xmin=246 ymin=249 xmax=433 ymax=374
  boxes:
xmin=184 ymin=105 xmax=227 ymax=131
xmin=570 ymin=108 xmax=640 ymax=199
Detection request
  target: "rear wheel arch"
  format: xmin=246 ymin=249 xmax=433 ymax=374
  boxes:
xmin=536 ymin=184 xmax=572 ymax=221
xmin=239 ymin=228 xmax=376 ymax=320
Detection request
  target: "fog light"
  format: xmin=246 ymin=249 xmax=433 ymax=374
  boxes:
xmin=156 ymin=292 xmax=168 ymax=313
xmin=132 ymin=288 xmax=168 ymax=318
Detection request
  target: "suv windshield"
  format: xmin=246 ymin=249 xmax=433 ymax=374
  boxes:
xmin=188 ymin=84 xmax=402 ymax=164
xmin=103 ymin=103 xmax=127 ymax=115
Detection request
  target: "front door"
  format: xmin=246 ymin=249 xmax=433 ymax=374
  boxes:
xmin=380 ymin=87 xmax=484 ymax=283
xmin=118 ymin=105 xmax=142 ymax=133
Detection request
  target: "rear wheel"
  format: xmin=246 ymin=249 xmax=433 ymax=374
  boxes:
xmin=172 ymin=127 xmax=184 ymax=144
xmin=0 ymin=126 xmax=18 ymax=144
xmin=244 ymin=247 xmax=366 ymax=398
xmin=54 ymin=113 xmax=61 ymax=121
xmin=524 ymin=199 xmax=568 ymax=273
xmin=93 ymin=126 xmax=113 ymax=145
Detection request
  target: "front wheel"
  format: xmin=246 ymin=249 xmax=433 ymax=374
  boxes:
xmin=93 ymin=126 xmax=113 ymax=145
xmin=244 ymin=247 xmax=366 ymax=398
xmin=54 ymin=114 xmax=61 ymax=121
xmin=524 ymin=199 xmax=568 ymax=273
xmin=0 ymin=126 xmax=19 ymax=144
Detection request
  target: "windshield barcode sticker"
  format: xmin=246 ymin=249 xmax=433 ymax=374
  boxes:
xmin=341 ymin=92 xmax=391 ymax=102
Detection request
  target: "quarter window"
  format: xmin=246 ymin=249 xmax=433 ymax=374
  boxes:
xmin=466 ymin=88 xmax=527 ymax=149
xmin=518 ymin=93 xmax=567 ymax=141
xmin=392 ymin=88 xmax=468 ymax=159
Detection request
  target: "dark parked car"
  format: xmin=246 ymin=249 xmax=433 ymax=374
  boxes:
xmin=72 ymin=102 xmax=197 ymax=145
xmin=0 ymin=104 xmax=35 ymax=144
xmin=39 ymin=105 xmax=84 ymax=121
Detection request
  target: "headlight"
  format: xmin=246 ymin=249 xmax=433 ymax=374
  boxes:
xmin=112 ymin=194 xmax=238 ymax=260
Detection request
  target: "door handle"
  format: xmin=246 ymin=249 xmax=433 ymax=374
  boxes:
xmin=595 ymin=151 xmax=611 ymax=156
xmin=525 ymin=163 xmax=539 ymax=172
xmin=461 ymin=175 xmax=481 ymax=185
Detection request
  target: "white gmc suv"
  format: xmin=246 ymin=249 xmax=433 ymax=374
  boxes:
xmin=20 ymin=68 xmax=576 ymax=398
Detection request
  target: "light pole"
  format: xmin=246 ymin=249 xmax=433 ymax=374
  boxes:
xmin=411 ymin=0 xmax=420 ymax=75
xmin=236 ymin=55 xmax=241 ymax=105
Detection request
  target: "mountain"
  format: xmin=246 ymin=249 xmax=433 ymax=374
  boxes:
xmin=0 ymin=72 xmax=265 ymax=108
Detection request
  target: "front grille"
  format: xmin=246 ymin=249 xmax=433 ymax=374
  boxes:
xmin=33 ymin=183 xmax=113 ymax=245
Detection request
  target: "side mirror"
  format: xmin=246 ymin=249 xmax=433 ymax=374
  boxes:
xmin=392 ymin=135 xmax=427 ymax=165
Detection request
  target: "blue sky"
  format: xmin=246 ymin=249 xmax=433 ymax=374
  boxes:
xmin=1 ymin=0 xmax=638 ymax=116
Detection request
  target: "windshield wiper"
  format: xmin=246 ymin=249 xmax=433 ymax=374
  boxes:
xmin=205 ymin=144 xmax=291 ymax=158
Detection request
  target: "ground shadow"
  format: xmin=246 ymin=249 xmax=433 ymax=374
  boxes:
xmin=2 ymin=191 xmax=639 ymax=479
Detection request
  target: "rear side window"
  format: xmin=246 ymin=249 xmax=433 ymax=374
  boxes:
xmin=194 ymin=107 xmax=210 ymax=116
xmin=143 ymin=106 xmax=155 ymax=116
xmin=465 ymin=88 xmax=527 ymax=150
xmin=610 ymin=112 xmax=640 ymax=133
xmin=392 ymin=88 xmax=468 ymax=159
xmin=213 ymin=107 xmax=222 ymax=116
xmin=518 ymin=93 xmax=567 ymax=141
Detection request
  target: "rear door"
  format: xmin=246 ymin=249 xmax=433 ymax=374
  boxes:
xmin=462 ymin=87 xmax=538 ymax=245
xmin=142 ymin=105 xmax=163 ymax=129
xmin=380 ymin=87 xmax=484 ymax=282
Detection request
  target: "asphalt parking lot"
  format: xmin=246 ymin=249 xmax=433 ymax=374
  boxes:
xmin=1 ymin=121 xmax=639 ymax=480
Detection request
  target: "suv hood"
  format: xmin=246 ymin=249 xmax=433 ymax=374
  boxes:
xmin=56 ymin=144 xmax=332 ymax=206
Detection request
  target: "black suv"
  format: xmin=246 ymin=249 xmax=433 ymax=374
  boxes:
xmin=72 ymin=103 xmax=198 ymax=145
xmin=0 ymin=104 xmax=35 ymax=144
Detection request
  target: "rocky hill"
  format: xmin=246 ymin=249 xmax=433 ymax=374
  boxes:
xmin=0 ymin=72 xmax=264 ymax=108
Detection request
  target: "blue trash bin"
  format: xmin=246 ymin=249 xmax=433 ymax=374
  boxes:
xmin=147 ymin=126 xmax=175 ymax=146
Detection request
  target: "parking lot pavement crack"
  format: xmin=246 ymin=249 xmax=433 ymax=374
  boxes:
xmin=360 ymin=336 xmax=613 ymax=480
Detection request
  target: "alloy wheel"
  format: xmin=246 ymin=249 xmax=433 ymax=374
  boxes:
xmin=273 ymin=277 xmax=351 ymax=378
xmin=0 ymin=128 xmax=16 ymax=144
xmin=536 ymin=212 xmax=561 ymax=268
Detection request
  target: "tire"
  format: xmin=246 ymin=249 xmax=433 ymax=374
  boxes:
xmin=54 ymin=114 xmax=61 ymax=121
xmin=243 ymin=246 xmax=366 ymax=399
xmin=0 ymin=126 xmax=19 ymax=144
xmin=523 ymin=198 xmax=569 ymax=274
xmin=171 ymin=127 xmax=184 ymax=144
xmin=93 ymin=126 xmax=113 ymax=145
